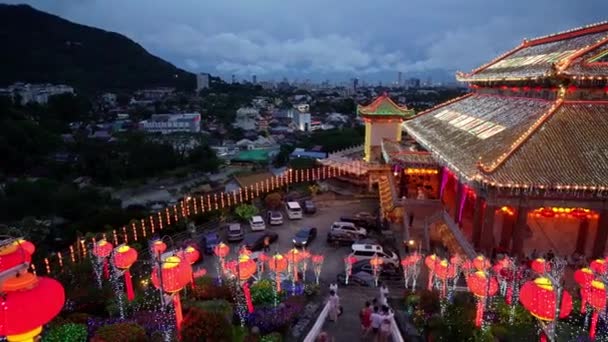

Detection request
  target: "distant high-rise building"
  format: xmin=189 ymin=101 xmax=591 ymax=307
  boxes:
xmin=352 ymin=78 xmax=359 ymax=91
xmin=232 ymin=74 xmax=236 ymax=84
xmin=196 ymin=73 xmax=210 ymax=92
xmin=252 ymin=75 xmax=257 ymax=84
xmin=398 ymin=72 xmax=403 ymax=86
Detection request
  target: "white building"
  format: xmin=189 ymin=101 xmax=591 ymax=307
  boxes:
xmin=233 ymin=107 xmax=259 ymax=131
xmin=139 ymin=113 xmax=201 ymax=134
xmin=293 ymin=110 xmax=311 ymax=131
xmin=196 ymin=73 xmax=210 ymax=91
xmin=3 ymin=83 xmax=74 ymax=105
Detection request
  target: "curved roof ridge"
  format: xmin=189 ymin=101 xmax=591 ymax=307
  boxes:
xmin=405 ymin=92 xmax=474 ymax=120
xmin=526 ymin=21 xmax=608 ymax=47
xmin=477 ymin=98 xmax=564 ymax=174
xmin=357 ymin=92 xmax=411 ymax=116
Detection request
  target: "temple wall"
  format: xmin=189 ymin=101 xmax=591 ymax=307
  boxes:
xmin=522 ymin=216 xmax=598 ymax=257
xmin=369 ymin=122 xmax=400 ymax=146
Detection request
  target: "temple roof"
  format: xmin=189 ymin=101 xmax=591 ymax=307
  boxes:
xmin=402 ymin=94 xmax=608 ymax=190
xmin=357 ymin=93 xmax=414 ymax=118
xmin=457 ymin=22 xmax=608 ymax=82
xmin=381 ymin=139 xmax=437 ymax=167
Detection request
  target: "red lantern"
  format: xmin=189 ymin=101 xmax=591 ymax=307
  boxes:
xmin=0 ymin=273 xmax=65 ymax=341
xmin=227 ymin=255 xmax=257 ymax=281
xmin=214 ymin=243 xmax=230 ymax=258
xmin=312 ymin=255 xmax=324 ymax=265
xmin=150 ymin=256 xmax=192 ymax=337
xmin=531 ymin=258 xmax=550 ymax=274
xmin=92 ymin=239 xmax=113 ymax=279
xmin=473 ymin=255 xmax=491 ymax=271
xmin=425 ymin=254 xmax=440 ymax=290
xmin=586 ymin=280 xmax=606 ymax=340
xmin=466 ymin=271 xmax=499 ymax=327
xmin=268 ymin=254 xmax=288 ymax=272
xmin=150 ymin=240 xmax=167 ymax=256
xmin=575 ymin=268 xmax=595 ymax=313
xmin=112 ymin=245 xmax=138 ymax=301
xmin=401 ymin=258 xmax=412 ymax=267
xmin=519 ymin=277 xmax=572 ymax=322
xmin=435 ymin=259 xmax=457 ymax=297
xmin=182 ymin=246 xmax=200 ymax=265
xmin=0 ymin=239 xmax=35 ymax=272
xmin=590 ymin=259 xmax=607 ymax=275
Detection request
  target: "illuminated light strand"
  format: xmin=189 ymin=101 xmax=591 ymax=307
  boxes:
xmin=70 ymin=245 xmax=76 ymax=263
xmin=206 ymin=195 xmax=211 ymax=211
xmin=158 ymin=212 xmax=164 ymax=230
xmin=150 ymin=216 xmax=155 ymax=234
xmin=221 ymin=192 xmax=225 ymax=209
xmin=173 ymin=205 xmax=179 ymax=222
xmin=132 ymin=222 xmax=138 ymax=241
xmin=256 ymin=182 xmax=260 ymax=197
xmin=80 ymin=239 xmax=87 ymax=258
xmin=45 ymin=258 xmax=51 ymax=274
xmin=405 ymin=168 xmax=439 ymax=175
xmin=141 ymin=219 xmax=147 ymax=238
xmin=233 ymin=190 xmax=237 ymax=205
xmin=57 ymin=252 xmax=64 ymax=267
xmin=200 ymin=195 xmax=205 ymax=213
xmin=122 ymin=226 xmax=128 ymax=244
xmin=239 ymin=189 xmax=243 ymax=203
xmin=30 ymin=263 xmax=37 ymax=275
xmin=227 ymin=191 xmax=232 ymax=207
xmin=193 ymin=197 xmax=198 ymax=215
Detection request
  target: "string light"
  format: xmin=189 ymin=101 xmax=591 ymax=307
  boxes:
xmin=158 ymin=212 xmax=163 ymax=230
xmin=132 ymin=222 xmax=138 ymax=241
xmin=122 ymin=226 xmax=128 ymax=243
xmin=57 ymin=252 xmax=64 ymax=267
xmin=206 ymin=195 xmax=211 ymax=212
xmin=214 ymin=193 xmax=219 ymax=210
xmin=221 ymin=192 xmax=225 ymax=208
xmin=70 ymin=245 xmax=76 ymax=263
xmin=140 ymin=219 xmax=146 ymax=238
xmin=44 ymin=258 xmax=51 ymax=274
xmin=150 ymin=216 xmax=155 ymax=234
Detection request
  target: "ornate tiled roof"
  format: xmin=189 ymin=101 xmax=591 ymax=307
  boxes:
xmin=357 ymin=93 xmax=414 ymax=117
xmin=403 ymin=94 xmax=553 ymax=181
xmin=457 ymin=22 xmax=608 ymax=82
xmin=381 ymin=139 xmax=437 ymax=166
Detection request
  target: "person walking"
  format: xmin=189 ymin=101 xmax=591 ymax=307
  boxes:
xmin=328 ymin=290 xmax=340 ymax=322
xmin=263 ymin=236 xmax=270 ymax=252
xmin=379 ymin=284 xmax=389 ymax=305
xmin=360 ymin=301 xmax=372 ymax=335
xmin=370 ymin=306 xmax=382 ymax=340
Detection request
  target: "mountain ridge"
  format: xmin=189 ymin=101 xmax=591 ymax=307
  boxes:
xmin=0 ymin=4 xmax=195 ymax=93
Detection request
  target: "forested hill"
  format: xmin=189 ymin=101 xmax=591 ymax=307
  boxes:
xmin=0 ymin=4 xmax=195 ymax=92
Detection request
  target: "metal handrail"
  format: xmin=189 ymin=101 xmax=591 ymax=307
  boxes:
xmin=303 ymin=302 xmax=330 ymax=342
xmin=440 ymin=210 xmax=476 ymax=259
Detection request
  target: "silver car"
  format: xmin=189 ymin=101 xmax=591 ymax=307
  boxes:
xmin=226 ymin=223 xmax=244 ymax=242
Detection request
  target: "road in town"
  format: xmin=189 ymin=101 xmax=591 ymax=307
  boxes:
xmin=194 ymin=198 xmax=379 ymax=285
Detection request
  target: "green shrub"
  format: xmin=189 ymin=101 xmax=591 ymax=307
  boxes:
xmin=191 ymin=280 xmax=233 ymax=302
xmin=260 ymin=332 xmax=282 ymax=342
xmin=65 ymin=312 xmax=91 ymax=325
xmin=304 ymin=283 xmax=320 ymax=297
xmin=43 ymin=323 xmax=87 ymax=342
xmin=92 ymin=322 xmax=147 ymax=342
xmin=250 ymin=279 xmax=279 ymax=306
xmin=186 ymin=299 xmax=233 ymax=321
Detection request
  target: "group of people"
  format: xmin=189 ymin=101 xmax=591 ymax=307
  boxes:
xmin=321 ymin=284 xmax=394 ymax=341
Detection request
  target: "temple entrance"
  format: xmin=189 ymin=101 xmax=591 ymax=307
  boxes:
xmin=399 ymin=167 xmax=440 ymax=199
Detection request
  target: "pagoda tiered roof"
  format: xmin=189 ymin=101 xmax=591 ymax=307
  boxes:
xmin=357 ymin=93 xmax=414 ymax=118
xmin=457 ymin=21 xmax=608 ymax=82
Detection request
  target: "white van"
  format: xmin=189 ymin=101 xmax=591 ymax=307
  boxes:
xmin=330 ymin=221 xmax=367 ymax=237
xmin=350 ymin=244 xmax=400 ymax=268
xmin=285 ymin=201 xmax=303 ymax=220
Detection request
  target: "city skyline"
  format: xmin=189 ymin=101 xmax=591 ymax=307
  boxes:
xmin=3 ymin=1 xmax=608 ymax=82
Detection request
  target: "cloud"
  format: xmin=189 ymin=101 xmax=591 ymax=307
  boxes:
xmin=7 ymin=0 xmax=608 ymax=81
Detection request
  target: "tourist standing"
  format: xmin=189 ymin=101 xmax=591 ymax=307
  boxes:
xmin=370 ymin=306 xmax=382 ymax=340
xmin=328 ymin=290 xmax=340 ymax=322
xmin=379 ymin=284 xmax=389 ymax=306
xmin=379 ymin=317 xmax=391 ymax=342
xmin=360 ymin=301 xmax=372 ymax=335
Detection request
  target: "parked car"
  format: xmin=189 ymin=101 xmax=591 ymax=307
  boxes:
xmin=200 ymin=232 xmax=221 ymax=254
xmin=336 ymin=270 xmax=375 ymax=286
xmin=292 ymin=227 xmax=318 ymax=247
xmin=267 ymin=211 xmax=284 ymax=225
xmin=349 ymin=260 xmax=402 ymax=277
xmin=243 ymin=232 xmax=279 ymax=251
xmin=349 ymin=244 xmax=400 ymax=268
xmin=249 ymin=215 xmax=266 ymax=231
xmin=339 ymin=216 xmax=378 ymax=230
xmin=327 ymin=230 xmax=360 ymax=246
xmin=336 ymin=262 xmax=401 ymax=286
xmin=285 ymin=201 xmax=303 ymax=219
xmin=226 ymin=223 xmax=244 ymax=242
xmin=330 ymin=221 xmax=367 ymax=238
xmin=303 ymin=200 xmax=316 ymax=214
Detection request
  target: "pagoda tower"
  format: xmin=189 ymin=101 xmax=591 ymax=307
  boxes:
xmin=357 ymin=93 xmax=414 ymax=162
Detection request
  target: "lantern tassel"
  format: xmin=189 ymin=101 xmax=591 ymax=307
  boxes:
xmin=243 ymin=283 xmax=254 ymax=313
xmin=103 ymin=259 xmax=110 ymax=279
xmin=506 ymin=285 xmax=513 ymax=305
xmin=540 ymin=331 xmax=548 ymax=342
xmin=124 ymin=269 xmax=135 ymax=301
xmin=590 ymin=311 xmax=599 ymax=340
xmin=276 ymin=272 xmax=281 ymax=293
xmin=475 ymin=299 xmax=484 ymax=328
xmin=427 ymin=271 xmax=433 ymax=291
xmin=174 ymin=293 xmax=183 ymax=339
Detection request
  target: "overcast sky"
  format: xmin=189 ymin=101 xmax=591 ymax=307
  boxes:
xmin=5 ymin=0 xmax=608 ymax=82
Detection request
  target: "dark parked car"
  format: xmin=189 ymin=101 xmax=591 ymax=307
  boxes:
xmin=243 ymin=232 xmax=279 ymax=251
xmin=326 ymin=230 xmax=359 ymax=246
xmin=292 ymin=227 xmax=317 ymax=247
xmin=303 ymin=200 xmax=316 ymax=214
xmin=226 ymin=223 xmax=244 ymax=242
xmin=200 ymin=232 xmax=221 ymax=254
xmin=337 ymin=260 xmax=401 ymax=286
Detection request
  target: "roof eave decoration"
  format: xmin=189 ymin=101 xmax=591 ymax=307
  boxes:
xmin=357 ymin=92 xmax=414 ymax=118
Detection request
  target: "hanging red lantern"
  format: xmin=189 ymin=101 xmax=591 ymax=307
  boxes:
xmin=473 ymin=255 xmax=491 ymax=271
xmin=150 ymin=240 xmax=167 ymax=256
xmin=311 ymin=255 xmax=324 ymax=265
xmin=227 ymin=255 xmax=257 ymax=281
xmin=401 ymin=258 xmax=412 ymax=267
xmin=531 ymin=258 xmax=550 ymax=274
xmin=519 ymin=277 xmax=572 ymax=322
xmin=435 ymin=259 xmax=457 ymax=298
xmin=450 ymin=254 xmax=463 ymax=266
xmin=214 ymin=243 xmax=230 ymax=258
xmin=590 ymin=259 xmax=607 ymax=275
xmin=425 ymin=254 xmax=439 ymax=290
xmin=182 ymin=246 xmax=200 ymax=265
xmin=92 ymin=239 xmax=114 ymax=279
xmin=0 ymin=239 xmax=35 ymax=272
xmin=466 ymin=271 xmax=498 ymax=327
xmin=112 ymin=245 xmax=138 ymax=301
xmin=150 ymin=256 xmax=192 ymax=337
xmin=268 ymin=254 xmax=288 ymax=272
xmin=586 ymin=280 xmax=606 ymax=340
xmin=0 ymin=240 xmax=64 ymax=342
xmin=575 ymin=267 xmax=595 ymax=313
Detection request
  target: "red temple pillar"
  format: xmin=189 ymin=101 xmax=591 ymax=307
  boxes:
xmin=592 ymin=210 xmax=608 ymax=258
xmin=511 ymin=207 xmax=528 ymax=257
xmin=453 ymin=182 xmax=464 ymax=223
xmin=575 ymin=218 xmax=590 ymax=255
xmin=480 ymin=204 xmax=496 ymax=254
xmin=472 ymin=196 xmax=485 ymax=249
xmin=499 ymin=211 xmax=516 ymax=250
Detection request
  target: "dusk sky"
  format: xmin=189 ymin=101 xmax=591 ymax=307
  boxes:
xmin=6 ymin=1 xmax=608 ymax=82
